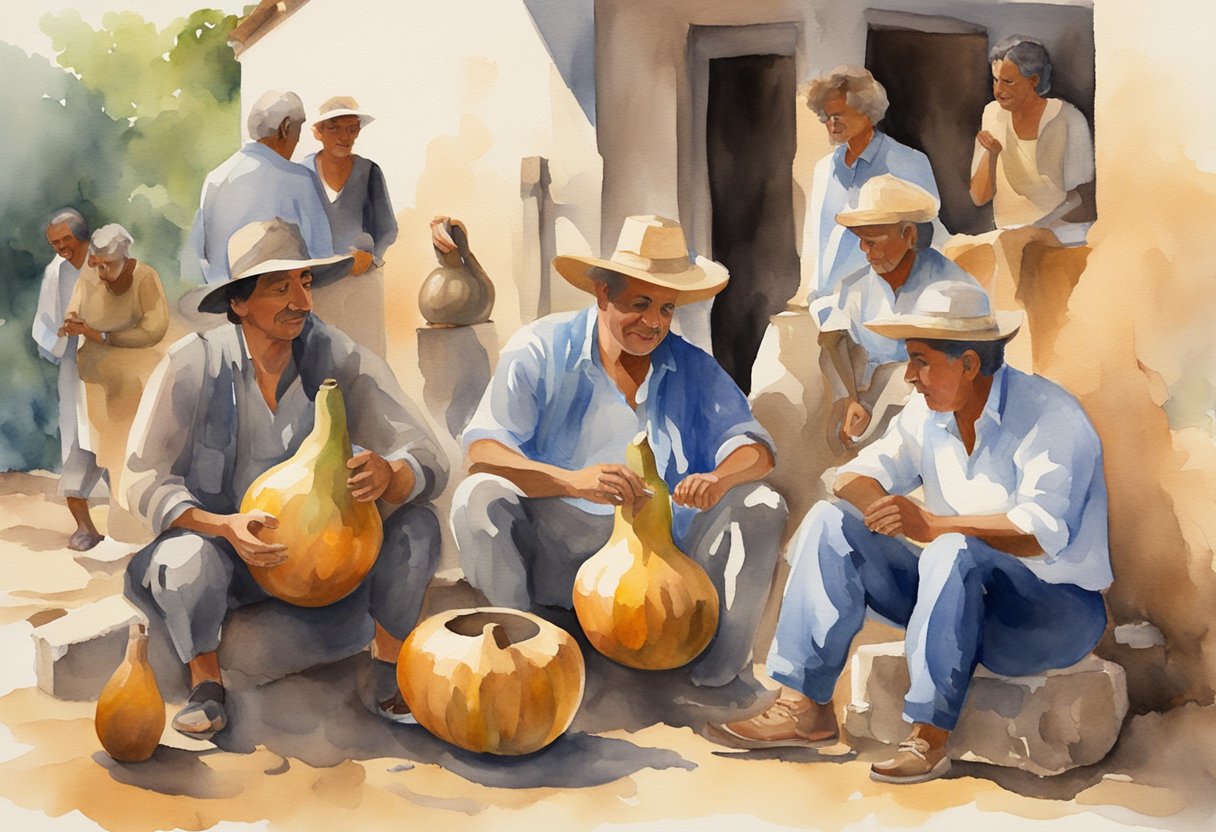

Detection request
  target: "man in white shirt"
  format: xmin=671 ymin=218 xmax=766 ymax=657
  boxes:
xmin=812 ymin=175 xmax=981 ymax=449
xmin=31 ymin=208 xmax=106 ymax=550
xmin=716 ymin=282 xmax=1111 ymax=784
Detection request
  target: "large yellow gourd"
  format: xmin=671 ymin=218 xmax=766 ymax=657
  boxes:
xmin=398 ymin=608 xmax=585 ymax=755
xmin=95 ymin=623 xmax=164 ymax=762
xmin=572 ymin=432 xmax=720 ymax=669
xmin=240 ymin=379 xmax=383 ymax=607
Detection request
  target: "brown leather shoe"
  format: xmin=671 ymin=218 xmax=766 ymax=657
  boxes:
xmin=870 ymin=736 xmax=951 ymax=784
xmin=714 ymin=696 xmax=839 ymax=749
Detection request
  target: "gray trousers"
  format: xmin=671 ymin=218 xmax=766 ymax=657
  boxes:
xmin=125 ymin=503 xmax=441 ymax=664
xmin=450 ymin=474 xmax=788 ymax=686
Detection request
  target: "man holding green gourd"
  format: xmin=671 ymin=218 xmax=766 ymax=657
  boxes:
xmin=450 ymin=215 xmax=788 ymax=690
xmin=123 ymin=218 xmax=447 ymax=739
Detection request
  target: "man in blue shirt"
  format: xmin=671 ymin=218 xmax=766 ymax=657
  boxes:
xmin=801 ymin=66 xmax=941 ymax=302
xmin=452 ymin=215 xmax=788 ymax=688
xmin=716 ymin=282 xmax=1111 ymax=784
xmin=182 ymin=90 xmax=335 ymax=286
xmin=811 ymin=175 xmax=981 ymax=449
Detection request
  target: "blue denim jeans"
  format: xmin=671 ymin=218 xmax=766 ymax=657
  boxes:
xmin=767 ymin=500 xmax=1107 ymax=730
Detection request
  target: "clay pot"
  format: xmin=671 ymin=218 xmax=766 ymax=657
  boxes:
xmin=240 ymin=379 xmax=383 ymax=606
xmin=418 ymin=221 xmax=495 ymax=326
xmin=572 ymin=433 xmax=719 ymax=669
xmin=397 ymin=608 xmax=585 ymax=755
xmin=95 ymin=623 xmax=164 ymax=762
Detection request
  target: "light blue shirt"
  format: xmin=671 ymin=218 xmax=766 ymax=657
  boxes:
xmin=810 ymin=248 xmax=981 ymax=387
xmin=182 ymin=142 xmax=335 ymax=285
xmin=839 ymin=366 xmax=1112 ymax=591
xmin=805 ymin=132 xmax=940 ymax=301
xmin=462 ymin=307 xmax=775 ymax=539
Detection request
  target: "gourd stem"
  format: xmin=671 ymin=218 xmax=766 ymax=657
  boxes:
xmin=483 ymin=622 xmax=511 ymax=650
xmin=125 ymin=622 xmax=149 ymax=662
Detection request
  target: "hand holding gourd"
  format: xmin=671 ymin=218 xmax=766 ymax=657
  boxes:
xmin=219 ymin=510 xmax=288 ymax=567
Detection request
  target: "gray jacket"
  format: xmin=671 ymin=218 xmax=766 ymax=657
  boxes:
xmin=124 ymin=317 xmax=447 ymax=533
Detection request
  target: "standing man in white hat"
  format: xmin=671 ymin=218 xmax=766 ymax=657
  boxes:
xmin=124 ymin=218 xmax=446 ymax=738
xmin=812 ymin=174 xmax=982 ymax=449
xmin=303 ymin=96 xmax=398 ymax=357
xmin=182 ymin=90 xmax=334 ymax=286
xmin=716 ymin=281 xmax=1111 ymax=784
xmin=451 ymin=215 xmax=788 ymax=689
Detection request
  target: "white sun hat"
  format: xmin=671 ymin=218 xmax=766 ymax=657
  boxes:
xmin=313 ymin=95 xmax=375 ymax=128
xmin=836 ymin=174 xmax=940 ymax=227
xmin=865 ymin=280 xmax=1022 ymax=342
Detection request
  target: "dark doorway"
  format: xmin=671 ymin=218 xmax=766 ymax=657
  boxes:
xmin=707 ymin=53 xmax=800 ymax=395
xmin=866 ymin=27 xmax=992 ymax=235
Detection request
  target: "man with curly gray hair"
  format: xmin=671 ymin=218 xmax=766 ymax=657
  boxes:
xmin=801 ymin=66 xmax=940 ymax=302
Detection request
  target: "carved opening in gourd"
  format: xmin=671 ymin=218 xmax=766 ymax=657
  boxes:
xmin=445 ymin=611 xmax=540 ymax=646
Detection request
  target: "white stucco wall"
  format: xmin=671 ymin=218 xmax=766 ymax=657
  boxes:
xmin=237 ymin=0 xmax=602 ymax=339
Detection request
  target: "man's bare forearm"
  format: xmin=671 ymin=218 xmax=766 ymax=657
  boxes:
xmin=466 ymin=439 xmax=574 ymax=498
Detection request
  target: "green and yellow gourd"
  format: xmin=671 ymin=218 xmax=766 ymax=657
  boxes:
xmin=572 ymin=432 xmax=720 ymax=669
xmin=240 ymin=379 xmax=383 ymax=607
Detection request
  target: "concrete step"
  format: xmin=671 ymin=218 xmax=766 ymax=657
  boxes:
xmin=31 ymin=595 xmax=147 ymax=701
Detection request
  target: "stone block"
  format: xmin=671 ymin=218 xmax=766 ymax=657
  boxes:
xmin=844 ymin=641 xmax=1128 ymax=776
xmin=31 ymin=595 xmax=147 ymax=701
xmin=214 ymin=592 xmax=377 ymax=690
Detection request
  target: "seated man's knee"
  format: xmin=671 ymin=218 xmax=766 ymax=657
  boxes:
xmin=785 ymin=499 xmax=855 ymax=568
xmin=918 ymin=533 xmax=977 ymax=578
xmin=721 ymin=481 xmax=788 ymax=527
xmin=384 ymin=502 xmax=442 ymax=570
xmin=450 ymin=473 xmax=525 ymax=536
xmin=131 ymin=530 xmax=232 ymax=598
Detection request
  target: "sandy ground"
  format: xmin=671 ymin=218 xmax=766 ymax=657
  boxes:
xmin=1 ymin=472 xmax=1215 ymax=832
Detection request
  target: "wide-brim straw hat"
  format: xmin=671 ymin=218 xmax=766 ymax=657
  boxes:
xmin=836 ymin=174 xmax=939 ymax=227
xmin=187 ymin=218 xmax=353 ymax=314
xmin=865 ymin=280 xmax=1023 ymax=342
xmin=313 ymin=95 xmax=374 ymax=127
xmin=553 ymin=215 xmax=728 ymax=306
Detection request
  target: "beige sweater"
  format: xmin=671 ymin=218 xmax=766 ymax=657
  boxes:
xmin=66 ymin=261 xmax=169 ymax=474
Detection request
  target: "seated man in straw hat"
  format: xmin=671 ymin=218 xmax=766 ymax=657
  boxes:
xmin=124 ymin=219 xmax=446 ymax=738
xmin=451 ymin=215 xmax=788 ymax=689
xmin=812 ymin=174 xmax=982 ymax=451
xmin=715 ymin=282 xmax=1111 ymax=784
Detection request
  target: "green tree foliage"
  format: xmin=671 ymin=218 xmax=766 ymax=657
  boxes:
xmin=42 ymin=8 xmax=242 ymax=284
xmin=0 ymin=9 xmax=240 ymax=472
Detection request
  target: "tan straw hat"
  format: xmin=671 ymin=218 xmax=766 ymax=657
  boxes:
xmin=189 ymin=219 xmax=353 ymax=314
xmin=313 ymin=95 xmax=375 ymax=127
xmin=865 ymin=281 xmax=1022 ymax=342
xmin=836 ymin=174 xmax=939 ymax=227
xmin=553 ymin=215 xmax=728 ymax=305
